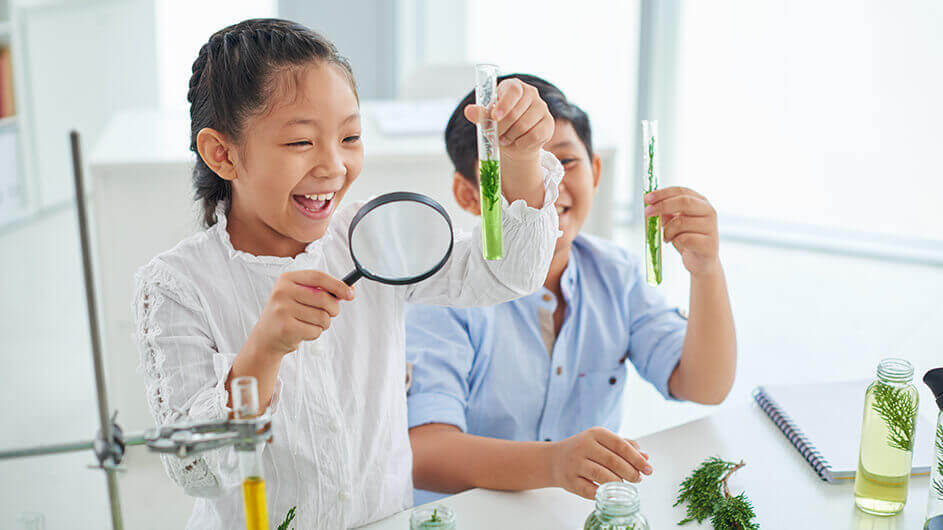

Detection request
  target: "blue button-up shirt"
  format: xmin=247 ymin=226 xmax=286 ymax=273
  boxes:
xmin=405 ymin=233 xmax=687 ymax=504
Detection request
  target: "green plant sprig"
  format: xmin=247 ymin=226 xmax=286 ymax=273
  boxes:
xmin=674 ymin=457 xmax=759 ymax=529
xmin=276 ymin=506 xmax=296 ymax=530
xmin=479 ymin=159 xmax=501 ymax=211
xmin=644 ymin=136 xmax=661 ymax=283
xmin=933 ymin=424 xmax=943 ymax=499
xmin=872 ymin=382 xmax=918 ymax=452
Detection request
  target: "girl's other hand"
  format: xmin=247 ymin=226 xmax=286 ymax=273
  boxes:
xmin=463 ymin=78 xmax=554 ymax=163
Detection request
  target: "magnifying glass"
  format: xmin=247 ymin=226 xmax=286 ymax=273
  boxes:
xmin=341 ymin=192 xmax=454 ymax=286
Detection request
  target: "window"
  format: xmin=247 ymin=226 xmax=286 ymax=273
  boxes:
xmin=671 ymin=0 xmax=943 ymax=243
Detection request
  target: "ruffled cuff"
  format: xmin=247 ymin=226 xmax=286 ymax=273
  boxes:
xmin=500 ymin=149 xmax=564 ymax=231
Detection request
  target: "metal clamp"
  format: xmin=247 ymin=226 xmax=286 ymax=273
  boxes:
xmin=144 ymin=413 xmax=272 ymax=457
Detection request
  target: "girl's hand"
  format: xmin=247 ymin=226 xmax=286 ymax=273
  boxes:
xmin=548 ymin=427 xmax=652 ymax=500
xmin=464 ymin=78 xmax=554 ymax=163
xmin=247 ymin=270 xmax=354 ymax=358
xmin=644 ymin=187 xmax=721 ymax=277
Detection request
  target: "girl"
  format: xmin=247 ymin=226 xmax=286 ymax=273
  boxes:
xmin=133 ymin=19 xmax=562 ymax=529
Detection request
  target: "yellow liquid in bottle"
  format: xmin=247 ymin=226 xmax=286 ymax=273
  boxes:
xmin=854 ymin=385 xmax=916 ymax=515
xmin=242 ymin=476 xmax=269 ymax=530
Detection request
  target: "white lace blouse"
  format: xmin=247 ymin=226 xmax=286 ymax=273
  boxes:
xmin=132 ymin=152 xmax=563 ymax=529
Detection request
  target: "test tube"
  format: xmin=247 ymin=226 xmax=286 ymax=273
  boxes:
xmin=641 ymin=120 xmax=662 ymax=286
xmin=475 ymin=63 xmax=503 ymax=260
xmin=233 ymin=376 xmax=269 ymax=530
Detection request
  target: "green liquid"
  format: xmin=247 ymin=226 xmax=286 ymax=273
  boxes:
xmin=644 ymin=214 xmax=661 ymax=285
xmin=479 ymin=158 xmax=502 ymax=260
xmin=854 ymin=385 xmax=917 ymax=515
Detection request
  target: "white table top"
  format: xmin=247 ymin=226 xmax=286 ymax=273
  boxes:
xmin=358 ymin=403 xmax=932 ymax=529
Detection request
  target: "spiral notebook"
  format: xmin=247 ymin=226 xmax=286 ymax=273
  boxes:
xmin=752 ymin=381 xmax=934 ymax=483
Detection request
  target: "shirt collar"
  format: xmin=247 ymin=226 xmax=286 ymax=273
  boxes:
xmin=212 ymin=202 xmax=332 ymax=266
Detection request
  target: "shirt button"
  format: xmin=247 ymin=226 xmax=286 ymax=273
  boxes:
xmin=338 ymin=490 xmax=349 ymax=500
xmin=542 ymin=294 xmax=552 ymax=302
xmin=609 ymin=377 xmax=617 ymax=385
xmin=556 ymin=366 xmax=563 ymax=376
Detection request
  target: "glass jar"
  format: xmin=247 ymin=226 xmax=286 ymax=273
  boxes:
xmin=410 ymin=505 xmax=456 ymax=530
xmin=584 ymin=482 xmax=650 ymax=530
xmin=854 ymin=358 xmax=919 ymax=516
xmin=923 ymin=368 xmax=943 ymax=529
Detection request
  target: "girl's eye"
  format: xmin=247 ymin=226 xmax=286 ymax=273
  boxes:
xmin=343 ymin=135 xmax=361 ymax=144
xmin=286 ymin=141 xmax=311 ymax=147
xmin=561 ymin=158 xmax=579 ymax=167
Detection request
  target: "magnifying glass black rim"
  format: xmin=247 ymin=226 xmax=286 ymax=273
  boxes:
xmin=347 ymin=191 xmax=454 ymax=286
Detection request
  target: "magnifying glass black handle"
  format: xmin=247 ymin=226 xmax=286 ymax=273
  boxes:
xmin=342 ymin=269 xmax=361 ymax=287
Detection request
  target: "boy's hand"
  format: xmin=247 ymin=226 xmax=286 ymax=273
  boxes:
xmin=464 ymin=78 xmax=554 ymax=162
xmin=644 ymin=187 xmax=721 ymax=277
xmin=548 ymin=427 xmax=652 ymax=500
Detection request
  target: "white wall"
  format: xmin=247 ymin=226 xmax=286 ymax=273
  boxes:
xmin=156 ymin=0 xmax=277 ymax=110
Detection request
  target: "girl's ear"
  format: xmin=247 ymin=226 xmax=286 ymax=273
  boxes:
xmin=591 ymin=153 xmax=602 ymax=190
xmin=452 ymin=173 xmax=482 ymax=216
xmin=196 ymin=127 xmax=238 ymax=182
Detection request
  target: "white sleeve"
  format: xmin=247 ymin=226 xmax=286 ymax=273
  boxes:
xmin=404 ymin=149 xmax=563 ymax=307
xmin=132 ymin=261 xmax=282 ymax=497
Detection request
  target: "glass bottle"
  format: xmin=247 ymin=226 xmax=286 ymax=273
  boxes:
xmin=640 ymin=120 xmax=661 ymax=286
xmin=475 ymin=63 xmax=503 ymax=261
xmin=410 ymin=505 xmax=456 ymax=530
xmin=923 ymin=368 xmax=943 ymax=529
xmin=233 ymin=376 xmax=269 ymax=530
xmin=584 ymin=482 xmax=650 ymax=530
xmin=854 ymin=358 xmax=920 ymax=516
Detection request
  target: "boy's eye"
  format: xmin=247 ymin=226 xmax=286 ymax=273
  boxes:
xmin=286 ymin=140 xmax=311 ymax=147
xmin=561 ymin=158 xmax=579 ymax=167
xmin=343 ymin=135 xmax=361 ymax=143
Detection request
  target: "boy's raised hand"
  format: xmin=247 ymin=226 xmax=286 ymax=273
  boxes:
xmin=464 ymin=78 xmax=554 ymax=162
xmin=549 ymin=427 xmax=652 ymax=500
xmin=644 ymin=187 xmax=721 ymax=277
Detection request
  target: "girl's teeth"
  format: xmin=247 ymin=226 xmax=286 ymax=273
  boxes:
xmin=304 ymin=192 xmax=335 ymax=201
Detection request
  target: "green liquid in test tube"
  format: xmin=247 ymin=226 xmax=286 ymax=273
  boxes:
xmin=476 ymin=63 xmax=503 ymax=260
xmin=642 ymin=120 xmax=662 ymax=285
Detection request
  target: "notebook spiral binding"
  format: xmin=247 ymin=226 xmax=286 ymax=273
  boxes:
xmin=752 ymin=387 xmax=833 ymax=482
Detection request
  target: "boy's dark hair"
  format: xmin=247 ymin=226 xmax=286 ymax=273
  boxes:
xmin=188 ymin=18 xmax=357 ymax=227
xmin=444 ymin=73 xmax=593 ymax=185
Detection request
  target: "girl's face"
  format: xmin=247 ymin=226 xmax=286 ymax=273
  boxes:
xmin=544 ymin=120 xmax=601 ymax=254
xmin=229 ymin=63 xmax=363 ymax=255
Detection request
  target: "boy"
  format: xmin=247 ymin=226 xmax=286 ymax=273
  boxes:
xmin=406 ymin=74 xmax=736 ymax=503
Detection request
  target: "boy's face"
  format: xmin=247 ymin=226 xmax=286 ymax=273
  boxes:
xmin=230 ymin=63 xmax=363 ymax=249
xmin=452 ymin=119 xmax=600 ymax=256
xmin=544 ymin=120 xmax=601 ymax=253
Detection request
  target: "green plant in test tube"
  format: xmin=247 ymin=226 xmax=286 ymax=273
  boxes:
xmin=476 ymin=63 xmax=502 ymax=260
xmin=642 ymin=120 xmax=661 ymax=285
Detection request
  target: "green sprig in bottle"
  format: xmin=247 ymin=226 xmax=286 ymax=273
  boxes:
xmin=854 ymin=358 xmax=920 ymax=516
